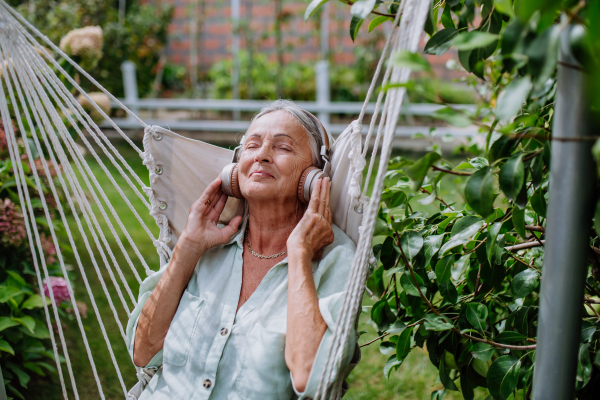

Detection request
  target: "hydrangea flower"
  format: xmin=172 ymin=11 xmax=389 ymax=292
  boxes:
xmin=43 ymin=276 xmax=70 ymax=304
xmin=59 ymin=26 xmax=103 ymax=70
xmin=40 ymin=234 xmax=57 ymax=264
xmin=0 ymin=199 xmax=26 ymax=246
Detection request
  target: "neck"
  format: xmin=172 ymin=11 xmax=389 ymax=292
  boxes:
xmin=246 ymin=199 xmax=304 ymax=255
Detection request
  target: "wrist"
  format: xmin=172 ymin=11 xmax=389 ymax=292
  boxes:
xmin=287 ymin=245 xmax=312 ymax=262
xmin=174 ymin=236 xmax=206 ymax=262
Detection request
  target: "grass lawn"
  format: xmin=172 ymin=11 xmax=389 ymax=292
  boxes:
xmin=23 ymin=140 xmax=488 ymax=399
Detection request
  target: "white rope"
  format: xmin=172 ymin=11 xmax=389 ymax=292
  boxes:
xmin=0 ymin=73 xmax=71 ymax=400
xmin=314 ymin=1 xmax=431 ymax=398
xmin=12 ymin=28 xmax=157 ymax=276
xmin=14 ymin=31 xmax=147 ymax=287
xmin=5 ymin=11 xmax=152 ymax=210
xmin=9 ymin=39 xmax=136 ymax=316
xmin=0 ymin=28 xmax=130 ymax=399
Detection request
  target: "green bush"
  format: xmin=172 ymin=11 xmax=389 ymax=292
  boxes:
xmin=305 ymin=0 xmax=600 ymax=399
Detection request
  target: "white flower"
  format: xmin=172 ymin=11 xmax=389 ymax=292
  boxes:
xmin=59 ymin=26 xmax=103 ymax=70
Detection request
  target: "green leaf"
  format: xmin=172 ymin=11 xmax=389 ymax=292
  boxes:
xmin=486 ymin=222 xmax=502 ymax=266
xmin=350 ymin=0 xmax=377 ymax=20
xmin=512 ymin=269 xmax=540 ymax=298
xmin=400 ymin=231 xmax=423 ymax=261
xmin=368 ymin=15 xmax=391 ymax=32
xmin=512 ymin=206 xmax=526 ymax=239
xmin=494 ymin=331 xmax=528 ymax=344
xmin=383 ymin=354 xmax=402 ymax=378
xmin=499 ymin=152 xmax=524 ymax=201
xmin=380 ymin=236 xmax=400 ymax=269
xmin=21 ymin=294 xmax=46 ymax=310
xmin=423 ymin=28 xmax=458 ymax=56
xmin=23 ymin=321 xmax=50 ymax=339
xmin=23 ymin=362 xmax=45 ymax=377
xmin=404 ymin=152 xmax=441 ymax=190
xmin=526 ymin=25 xmax=560 ymax=88
xmin=439 ymin=281 xmax=458 ymax=304
xmin=0 ymin=286 xmax=23 ymax=303
xmin=487 ymin=356 xmax=521 ymax=400
xmin=349 ymin=15 xmax=363 ymax=42
xmin=576 ymin=343 xmax=592 ymax=390
xmin=396 ymin=326 xmax=414 ymax=361
xmin=493 ymin=0 xmax=515 ymax=17
xmin=390 ymin=50 xmax=432 ymax=72
xmin=439 ymin=355 xmax=459 ymax=391
xmin=8 ymin=362 xmax=30 ymax=389
xmin=435 ymin=255 xmax=454 ymax=284
xmin=531 ymin=188 xmax=547 ymax=218
xmin=424 ymin=314 xmax=454 ymax=331
xmin=465 ymin=303 xmax=488 ymax=332
xmin=400 ymin=271 xmax=426 ymax=297
xmin=304 ymin=0 xmax=330 ymax=20
xmin=0 ymin=316 xmax=18 ymax=332
xmin=0 ymin=339 xmax=14 ymax=355
xmin=387 ymin=320 xmax=407 ymax=335
xmin=13 ymin=316 xmax=36 ymax=334
xmin=451 ymin=31 xmax=499 ymax=51
xmin=465 ymin=168 xmax=495 ymax=217
xmin=496 ymin=75 xmax=533 ymax=121
xmin=451 ymin=216 xmax=483 ymax=240
xmin=423 ymin=234 xmax=445 ymax=267
xmin=471 ymin=342 xmax=494 ymax=362
xmin=581 ymin=321 xmax=596 ymax=343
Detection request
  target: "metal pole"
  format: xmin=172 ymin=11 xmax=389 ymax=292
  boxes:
xmin=121 ymin=61 xmax=139 ymax=121
xmin=316 ymin=2 xmax=330 ymax=128
xmin=231 ymin=0 xmax=241 ymax=120
xmin=531 ymin=24 xmax=596 ymax=399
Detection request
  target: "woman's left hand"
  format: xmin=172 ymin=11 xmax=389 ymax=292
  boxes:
xmin=287 ymin=177 xmax=334 ymax=261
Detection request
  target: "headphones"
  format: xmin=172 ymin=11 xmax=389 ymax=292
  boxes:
xmin=221 ymin=110 xmax=331 ymax=204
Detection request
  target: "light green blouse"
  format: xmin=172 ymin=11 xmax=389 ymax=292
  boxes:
xmin=126 ymin=218 xmax=358 ymax=400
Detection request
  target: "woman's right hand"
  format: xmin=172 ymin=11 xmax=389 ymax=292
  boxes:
xmin=178 ymin=177 xmax=243 ymax=256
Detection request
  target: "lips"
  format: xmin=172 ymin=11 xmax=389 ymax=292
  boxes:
xmin=250 ymin=170 xmax=275 ymax=178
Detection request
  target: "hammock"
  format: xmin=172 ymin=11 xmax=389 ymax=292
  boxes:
xmin=0 ymin=0 xmax=431 ymax=398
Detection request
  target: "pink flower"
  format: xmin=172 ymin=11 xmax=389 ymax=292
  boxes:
xmin=43 ymin=277 xmax=70 ymax=304
xmin=0 ymin=199 xmax=26 ymax=246
xmin=39 ymin=234 xmax=57 ymax=264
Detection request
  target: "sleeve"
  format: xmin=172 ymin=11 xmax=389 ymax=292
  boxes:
xmin=125 ymin=263 xmax=169 ymax=369
xmin=290 ymin=245 xmax=359 ymax=399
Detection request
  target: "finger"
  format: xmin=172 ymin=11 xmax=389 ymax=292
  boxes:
xmin=318 ymin=177 xmax=329 ymax=215
xmin=308 ymin=178 xmax=322 ymax=213
xmin=219 ymin=215 xmax=243 ymax=240
xmin=210 ymin=193 xmax=228 ymax=219
xmin=195 ymin=177 xmax=222 ymax=208
xmin=208 ymin=189 xmax=222 ymax=208
xmin=326 ymin=179 xmax=332 ymax=224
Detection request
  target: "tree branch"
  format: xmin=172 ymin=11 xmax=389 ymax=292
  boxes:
xmin=420 ymin=187 xmax=454 ymax=211
xmin=395 ymin=232 xmax=536 ymax=351
xmin=432 ymin=165 xmax=472 ymax=176
xmin=506 ymin=240 xmax=545 ymax=252
xmin=525 ymin=225 xmax=545 ymax=233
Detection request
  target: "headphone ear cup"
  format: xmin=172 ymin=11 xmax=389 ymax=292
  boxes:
xmin=297 ymin=166 xmax=328 ymax=204
xmin=221 ymin=163 xmax=244 ymax=199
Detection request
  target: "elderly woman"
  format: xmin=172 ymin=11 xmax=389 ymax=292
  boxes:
xmin=126 ymin=100 xmax=357 ymax=400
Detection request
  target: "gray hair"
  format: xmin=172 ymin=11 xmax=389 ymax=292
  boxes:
xmin=241 ymin=99 xmax=327 ymax=168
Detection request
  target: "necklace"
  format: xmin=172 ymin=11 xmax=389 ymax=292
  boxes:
xmin=245 ymin=225 xmax=287 ymax=259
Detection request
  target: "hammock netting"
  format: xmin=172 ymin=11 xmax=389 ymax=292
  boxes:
xmin=0 ymin=0 xmax=431 ymax=398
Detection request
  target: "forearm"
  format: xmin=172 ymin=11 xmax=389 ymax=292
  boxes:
xmin=285 ymin=248 xmax=327 ymax=392
xmin=133 ymin=239 xmax=204 ymax=366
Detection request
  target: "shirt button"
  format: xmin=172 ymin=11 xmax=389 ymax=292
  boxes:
xmin=203 ymin=379 xmax=212 ymax=389
xmin=220 ymin=327 xmax=229 ymax=336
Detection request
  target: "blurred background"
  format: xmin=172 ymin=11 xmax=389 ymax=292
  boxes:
xmin=3 ymin=0 xmax=487 ymax=399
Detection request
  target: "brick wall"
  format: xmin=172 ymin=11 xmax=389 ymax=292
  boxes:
xmin=147 ymin=0 xmax=464 ymax=80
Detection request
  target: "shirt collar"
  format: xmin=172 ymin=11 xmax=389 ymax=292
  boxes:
xmin=224 ymin=215 xmax=248 ymax=249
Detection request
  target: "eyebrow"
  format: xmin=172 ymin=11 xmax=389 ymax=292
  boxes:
xmin=248 ymin=133 xmax=299 ymax=144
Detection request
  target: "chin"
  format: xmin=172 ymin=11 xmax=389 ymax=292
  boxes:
xmin=242 ymin=182 xmax=279 ymax=201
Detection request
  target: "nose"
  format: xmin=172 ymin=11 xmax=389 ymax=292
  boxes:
xmin=254 ymin=143 xmax=273 ymax=164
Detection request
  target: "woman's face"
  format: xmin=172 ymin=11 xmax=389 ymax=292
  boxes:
xmin=237 ymin=111 xmax=314 ymax=203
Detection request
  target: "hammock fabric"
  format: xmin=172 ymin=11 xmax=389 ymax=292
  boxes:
xmin=0 ymin=0 xmax=431 ymax=398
